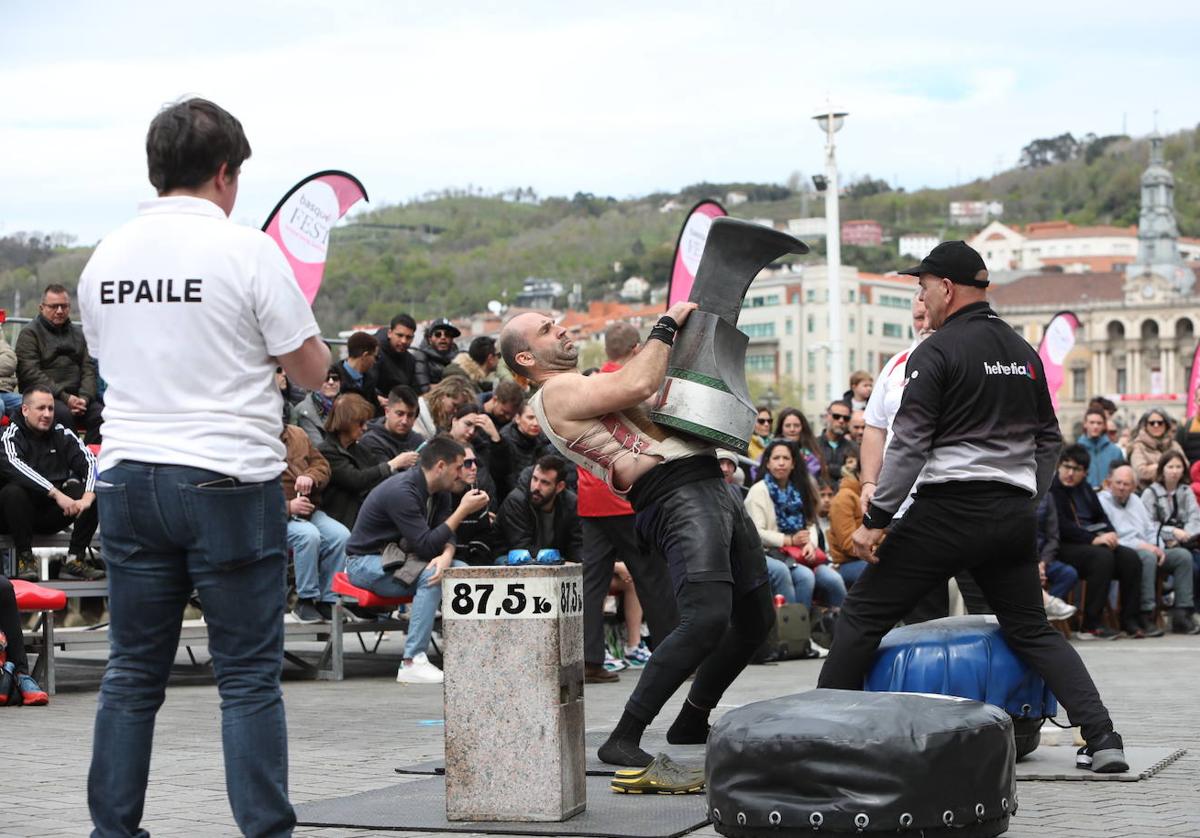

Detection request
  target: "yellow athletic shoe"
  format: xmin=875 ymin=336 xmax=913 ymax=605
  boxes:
xmin=610 ymin=753 xmax=705 ymax=794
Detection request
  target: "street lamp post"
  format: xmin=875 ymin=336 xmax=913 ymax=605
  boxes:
xmin=813 ymin=106 xmax=847 ymax=404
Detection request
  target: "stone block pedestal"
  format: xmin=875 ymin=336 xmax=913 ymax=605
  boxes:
xmin=442 ymin=564 xmax=586 ymax=822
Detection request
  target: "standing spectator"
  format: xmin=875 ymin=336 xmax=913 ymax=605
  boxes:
xmin=746 ymin=440 xmax=846 ymax=610
xmin=77 ymin=97 xmax=332 ymax=836
xmin=335 ymin=331 xmax=381 ymax=408
xmin=292 ymin=365 xmax=342 ymax=445
xmin=0 ymin=386 xmax=100 ymax=582
xmin=480 ymin=379 xmax=525 ymax=433
xmin=1049 ymin=445 xmax=1141 ymax=639
xmin=373 ymin=313 xmax=418 ymax=401
xmin=774 ymin=407 xmax=824 ymax=478
xmin=843 ymin=370 xmax=873 ymax=411
xmin=1127 ymin=409 xmax=1183 ymax=490
xmin=0 ymin=574 xmax=50 ymax=703
xmin=359 ymin=386 xmax=425 ymax=466
xmin=344 ymin=436 xmax=488 ymax=683
xmin=16 ymin=284 xmax=103 ymax=443
xmin=412 ymin=317 xmax=461 ymax=393
xmin=0 ymin=326 xmax=21 ymax=417
xmin=747 ymin=406 xmax=773 ymax=465
xmin=497 ymin=455 xmax=583 ymax=563
xmin=318 ymin=394 xmax=409 ymax=529
xmin=1141 ymin=450 xmax=1200 ymax=633
xmin=414 ymin=375 xmax=476 ymax=439
xmin=501 ymin=402 xmax=552 ymax=495
xmin=827 ymin=461 xmax=868 ymax=589
xmin=1099 ymin=464 xmax=1186 ymax=637
xmin=816 ymin=400 xmax=858 ymax=485
xmin=280 ymin=424 xmax=348 ymax=623
xmin=1078 ymin=407 xmax=1124 ymax=491
xmin=1173 ymin=386 xmax=1200 ymax=464
xmin=848 ymin=410 xmax=866 ymax=446
xmin=445 ymin=336 xmax=501 ymax=392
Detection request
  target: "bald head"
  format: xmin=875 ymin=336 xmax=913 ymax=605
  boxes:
xmin=499 ymin=312 xmax=578 ymax=382
xmin=1108 ymin=464 xmax=1137 ymax=504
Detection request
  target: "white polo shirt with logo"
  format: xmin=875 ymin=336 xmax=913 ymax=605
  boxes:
xmin=78 ymin=196 xmax=321 ymax=482
xmin=865 ymin=337 xmax=924 ymax=519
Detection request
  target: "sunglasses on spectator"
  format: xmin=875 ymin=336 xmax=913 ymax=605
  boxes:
xmin=325 ymin=373 xmax=340 ymax=383
xmin=462 ymin=458 xmax=477 ymax=468
xmin=1147 ymin=419 xmax=1166 ymax=427
xmin=756 ymin=417 xmax=771 ymax=425
xmin=431 ymin=330 xmax=452 ymax=338
xmin=830 ymin=413 xmax=850 ymax=421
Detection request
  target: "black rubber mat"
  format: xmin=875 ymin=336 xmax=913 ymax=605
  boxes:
xmin=1014 ymin=745 xmax=1185 ymax=781
xmin=395 ymin=728 xmax=705 ymax=777
xmin=295 ymin=775 xmax=709 ymax=836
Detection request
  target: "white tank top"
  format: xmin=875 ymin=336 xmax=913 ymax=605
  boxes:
xmin=530 ymin=388 xmax=709 ymax=495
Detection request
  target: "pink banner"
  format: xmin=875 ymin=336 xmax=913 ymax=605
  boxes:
xmin=1188 ymin=341 xmax=1200 ymax=418
xmin=1036 ymin=311 xmax=1080 ymax=413
xmin=667 ymin=200 xmax=726 ymax=306
xmin=262 ymin=170 xmax=368 ymax=304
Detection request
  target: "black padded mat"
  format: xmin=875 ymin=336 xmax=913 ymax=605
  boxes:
xmin=295 ymin=775 xmax=709 ymax=836
xmin=1014 ymin=745 xmax=1185 ymax=781
xmin=395 ymin=728 xmax=705 ymax=777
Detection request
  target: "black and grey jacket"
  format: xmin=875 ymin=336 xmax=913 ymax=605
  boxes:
xmin=866 ymin=301 xmax=1061 ymax=529
xmin=0 ymin=414 xmax=96 ymax=494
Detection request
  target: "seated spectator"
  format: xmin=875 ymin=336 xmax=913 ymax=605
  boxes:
xmin=1141 ymin=451 xmax=1200 ymax=633
xmin=1035 ymin=492 xmax=1081 ymax=621
xmin=1078 ymin=407 xmax=1124 ymax=491
xmin=318 ymin=394 xmax=410 ymax=530
xmin=344 ymin=436 xmax=489 ymax=683
xmin=414 ymin=375 xmax=476 ymax=439
xmin=0 ymin=325 xmax=21 ymax=417
xmin=291 ymin=366 xmax=341 ymax=445
xmin=449 ymin=443 xmax=500 ymax=566
xmin=501 ymin=402 xmax=556 ymax=495
xmin=774 ymin=407 xmax=825 ymax=479
xmin=716 ymin=449 xmax=746 ymax=498
xmin=280 ymin=424 xmax=349 ymax=623
xmin=16 ymin=284 xmax=103 ymax=443
xmin=0 ymin=386 xmax=100 ymax=582
xmin=1049 ymin=444 xmax=1142 ymax=639
xmin=448 ymin=403 xmax=507 ymax=497
xmin=480 ymin=379 xmax=525 ymax=432
xmin=747 ymin=406 xmax=772 ymax=466
xmin=273 ymin=366 xmax=292 ymax=425
xmin=412 ymin=317 xmax=461 ymax=393
xmin=445 ymin=336 xmax=500 ymax=392
xmin=816 ymin=478 xmax=834 ymax=534
xmin=816 ymin=400 xmax=859 ymax=486
xmin=1099 ymin=464 xmax=1185 ymax=637
xmin=497 ymin=455 xmax=582 ymax=563
xmin=827 ymin=461 xmax=868 ymax=589
xmin=1128 ymin=409 xmax=1184 ymax=490
xmin=373 ymin=313 xmax=418 ymax=400
xmin=335 ymin=331 xmax=381 ymax=409
xmin=359 ymin=386 xmax=425 ymax=466
xmin=0 ymin=574 xmax=49 ymax=704
xmin=746 ymin=440 xmax=845 ymax=611
xmin=843 ymin=370 xmax=873 ymax=411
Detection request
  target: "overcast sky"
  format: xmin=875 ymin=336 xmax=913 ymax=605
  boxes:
xmin=4 ymin=1 xmax=1198 ymax=243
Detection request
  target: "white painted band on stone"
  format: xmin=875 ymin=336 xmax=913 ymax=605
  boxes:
xmin=443 ymin=576 xmax=584 ymax=620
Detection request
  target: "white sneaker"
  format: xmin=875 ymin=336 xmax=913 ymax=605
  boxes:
xmin=396 ymin=653 xmax=444 ymax=684
xmin=1045 ymin=596 xmax=1078 ymax=621
xmin=808 ymin=640 xmax=829 ymax=658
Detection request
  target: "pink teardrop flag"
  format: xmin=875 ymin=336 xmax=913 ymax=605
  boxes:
xmin=667 ymin=200 xmax=726 ymax=306
xmin=1036 ymin=310 xmax=1080 ymax=412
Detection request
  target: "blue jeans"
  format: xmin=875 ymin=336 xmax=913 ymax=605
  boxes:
xmin=0 ymin=391 xmax=20 ymax=417
xmin=1043 ymin=558 xmax=1079 ymax=601
xmin=765 ymin=557 xmax=846 ymax=607
xmin=345 ymin=553 xmax=466 ymax=659
xmin=88 ymin=462 xmax=294 ymax=838
xmin=836 ymin=559 xmax=869 ymax=590
xmin=287 ymin=510 xmax=349 ymax=603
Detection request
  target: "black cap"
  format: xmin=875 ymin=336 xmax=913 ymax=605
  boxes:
xmin=898 ymin=241 xmax=989 ymax=288
xmin=427 ymin=317 xmax=461 ymax=338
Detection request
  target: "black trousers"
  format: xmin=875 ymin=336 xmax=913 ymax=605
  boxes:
xmin=1058 ymin=542 xmax=1142 ymax=630
xmin=0 ymin=575 xmax=28 ymax=674
xmin=626 ymin=478 xmax=773 ymax=722
xmin=53 ymin=397 xmax=104 ymax=445
xmin=0 ymin=481 xmax=99 ymax=554
xmin=817 ymin=489 xmax=1114 ymax=743
xmin=581 ymin=514 xmax=678 ymax=665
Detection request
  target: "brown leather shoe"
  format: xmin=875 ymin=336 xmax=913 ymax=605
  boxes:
xmin=585 ymin=663 xmax=619 ymax=684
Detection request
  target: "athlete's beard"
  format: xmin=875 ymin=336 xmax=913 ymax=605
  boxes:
xmin=533 ymin=339 xmax=578 ymax=372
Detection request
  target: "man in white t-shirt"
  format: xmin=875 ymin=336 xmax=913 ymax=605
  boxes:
xmin=79 ymin=98 xmax=330 ymax=838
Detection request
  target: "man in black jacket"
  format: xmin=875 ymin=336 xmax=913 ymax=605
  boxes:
xmin=411 ymin=317 xmax=460 ymax=393
xmin=0 ymin=386 xmax=101 ymax=581
xmin=819 ymin=241 xmax=1130 ymax=774
xmin=373 ymin=313 xmax=418 ymax=401
xmin=359 ymin=385 xmax=425 ymax=465
xmin=497 ymin=455 xmax=582 ymax=563
xmin=335 ymin=332 xmax=381 ymax=409
xmin=16 ymin=284 xmax=103 ymax=443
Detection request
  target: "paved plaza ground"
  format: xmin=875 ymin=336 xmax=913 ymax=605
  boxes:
xmin=6 ymin=630 xmax=1198 ymax=837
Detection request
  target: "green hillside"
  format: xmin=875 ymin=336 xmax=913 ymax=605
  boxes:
xmin=2 ymin=125 xmax=1197 ymax=332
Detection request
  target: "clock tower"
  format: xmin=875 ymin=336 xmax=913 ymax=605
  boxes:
xmin=1125 ymin=132 xmax=1195 ymax=294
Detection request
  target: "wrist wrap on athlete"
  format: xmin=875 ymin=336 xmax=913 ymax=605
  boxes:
xmin=648 ymin=315 xmax=680 ymax=346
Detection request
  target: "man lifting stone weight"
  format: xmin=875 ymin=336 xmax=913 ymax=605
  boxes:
xmin=499 ymin=304 xmax=774 ymax=772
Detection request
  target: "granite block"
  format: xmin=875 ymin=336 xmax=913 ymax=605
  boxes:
xmin=442 ymin=564 xmax=586 ymax=821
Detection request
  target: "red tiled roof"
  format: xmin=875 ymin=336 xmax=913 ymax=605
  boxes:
xmin=1039 ymin=255 xmax=1135 ymax=272
xmin=989 ymin=271 xmax=1124 ymax=308
xmin=1022 ymin=221 xmax=1136 ymax=240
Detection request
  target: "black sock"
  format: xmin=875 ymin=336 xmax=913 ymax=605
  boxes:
xmin=666 ymin=698 xmax=711 ymax=745
xmin=598 ymin=710 xmax=652 ymax=767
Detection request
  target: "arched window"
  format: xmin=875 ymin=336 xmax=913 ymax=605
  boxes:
xmin=1107 ymin=321 xmax=1126 ymax=340
xmin=1141 ymin=319 xmax=1160 ymax=340
xmin=1176 ymin=318 xmax=1194 ymax=340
